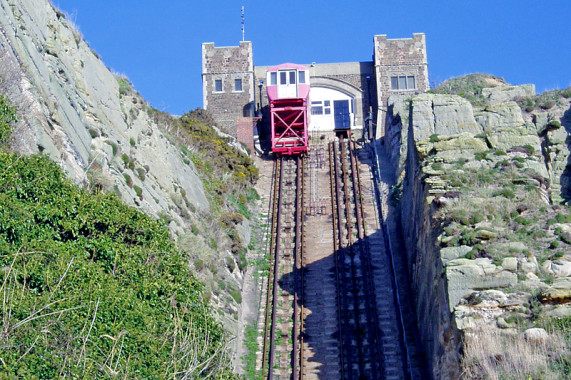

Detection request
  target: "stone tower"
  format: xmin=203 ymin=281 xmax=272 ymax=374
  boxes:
xmin=201 ymin=41 xmax=255 ymax=135
xmin=374 ymin=33 xmax=429 ymax=137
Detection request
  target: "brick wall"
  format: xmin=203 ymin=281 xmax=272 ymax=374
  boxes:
xmin=374 ymin=33 xmax=429 ymax=137
xmin=202 ymin=41 xmax=254 ymax=136
xmin=236 ymin=117 xmax=258 ymax=156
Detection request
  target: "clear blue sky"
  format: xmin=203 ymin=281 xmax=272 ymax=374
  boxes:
xmin=52 ymin=0 xmax=571 ymax=115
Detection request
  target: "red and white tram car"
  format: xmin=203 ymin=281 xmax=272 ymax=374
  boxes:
xmin=266 ymin=63 xmax=310 ymax=155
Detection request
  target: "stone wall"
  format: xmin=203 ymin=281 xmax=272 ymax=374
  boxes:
xmin=374 ymin=33 xmax=429 ymax=138
xmin=202 ymin=41 xmax=254 ymax=135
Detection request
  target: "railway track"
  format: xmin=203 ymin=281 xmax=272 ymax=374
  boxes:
xmin=262 ymin=156 xmax=305 ymax=380
xmin=258 ymin=135 xmax=424 ymax=379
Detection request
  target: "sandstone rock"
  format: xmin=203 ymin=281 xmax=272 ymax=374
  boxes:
xmin=519 ymin=257 xmax=538 ymax=274
xmin=474 ymin=229 xmax=498 ymax=240
xmin=501 ymin=257 xmax=518 ymax=272
xmin=523 ymin=328 xmax=548 ymax=344
xmin=480 ymin=289 xmax=508 ymax=303
xmin=481 ymin=84 xmax=535 ymax=105
xmin=432 ymin=133 xmax=488 ymax=153
xmin=235 ymin=218 xmax=251 ymax=249
xmin=533 ymin=112 xmax=549 ymax=131
xmin=540 ymin=277 xmax=571 ymax=303
xmin=526 ymin=272 xmax=539 ymax=281
xmin=550 ymin=259 xmax=571 ymax=277
xmin=446 ymin=258 xmax=517 ymax=311
xmin=441 ymin=245 xmax=472 ymax=265
xmin=544 ymin=304 xmax=571 ymax=318
xmin=546 ymin=126 xmax=568 ymax=145
xmin=475 ymin=102 xmax=525 ymax=131
xmin=496 ymin=317 xmax=512 ymax=329
xmin=411 ymin=94 xmax=482 ymax=141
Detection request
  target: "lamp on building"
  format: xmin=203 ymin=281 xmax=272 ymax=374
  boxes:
xmin=258 ymin=80 xmax=264 ymax=111
xmin=365 ymin=75 xmax=374 ymax=141
xmin=366 ymin=75 xmax=371 ymax=109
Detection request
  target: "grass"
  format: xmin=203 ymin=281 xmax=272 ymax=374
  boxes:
xmin=462 ymin=325 xmax=568 ymax=379
xmin=432 ymin=73 xmax=507 ymax=107
xmin=515 ymin=86 xmax=571 ymax=112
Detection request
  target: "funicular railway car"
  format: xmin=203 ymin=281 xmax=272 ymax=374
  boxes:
xmin=267 ymin=63 xmax=310 ymax=155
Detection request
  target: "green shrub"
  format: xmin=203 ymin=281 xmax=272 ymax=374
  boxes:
xmin=130 ymin=137 xmax=136 ymax=147
xmin=133 ymin=184 xmax=143 ymax=199
xmin=493 ymin=188 xmax=515 ymax=199
xmin=0 ymin=152 xmax=234 ymax=378
xmin=429 ymin=134 xmax=440 ymax=143
xmin=136 ymin=167 xmax=146 ymax=181
xmin=121 ymin=153 xmax=129 ymax=166
xmin=88 ymin=128 xmax=99 ymax=138
xmin=123 ymin=173 xmax=133 ymax=187
xmin=230 ymin=288 xmax=242 ymax=304
xmin=0 ymin=94 xmax=17 ymax=147
xmin=475 ymin=151 xmax=489 ymax=161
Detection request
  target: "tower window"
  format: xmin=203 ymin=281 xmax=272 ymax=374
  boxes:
xmin=390 ymin=75 xmax=416 ymax=90
xmin=234 ymin=78 xmax=243 ymax=92
xmin=214 ymin=79 xmax=223 ymax=92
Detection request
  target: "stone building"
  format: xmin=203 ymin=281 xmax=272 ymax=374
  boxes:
xmin=201 ymin=33 xmax=428 ymax=141
xmin=201 ymin=41 xmax=255 ymax=136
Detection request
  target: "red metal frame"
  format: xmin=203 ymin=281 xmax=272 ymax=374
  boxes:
xmin=271 ymin=98 xmax=308 ymax=155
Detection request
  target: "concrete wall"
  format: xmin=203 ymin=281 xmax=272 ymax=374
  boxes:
xmin=374 ymin=33 xmax=429 ymax=138
xmin=202 ymin=41 xmax=254 ymax=135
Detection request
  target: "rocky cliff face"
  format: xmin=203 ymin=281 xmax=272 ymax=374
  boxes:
xmin=0 ymin=0 xmax=208 ymax=222
xmin=387 ymin=82 xmax=571 ymax=378
xmin=0 ymin=0 xmax=253 ymax=347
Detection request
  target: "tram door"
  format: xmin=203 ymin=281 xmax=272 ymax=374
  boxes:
xmin=277 ymin=70 xmax=298 ymax=98
xmin=334 ymin=100 xmax=351 ymax=129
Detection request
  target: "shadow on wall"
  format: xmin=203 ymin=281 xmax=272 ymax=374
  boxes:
xmin=561 ymin=104 xmax=571 ymax=204
xmin=243 ymin=101 xmax=254 ymax=117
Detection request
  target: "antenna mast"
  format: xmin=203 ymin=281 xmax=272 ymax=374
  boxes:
xmin=241 ymin=6 xmax=245 ymax=41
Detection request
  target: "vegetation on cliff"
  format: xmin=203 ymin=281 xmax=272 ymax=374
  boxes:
xmin=431 ymin=73 xmax=507 ymax=107
xmin=0 ymin=95 xmax=236 ymax=378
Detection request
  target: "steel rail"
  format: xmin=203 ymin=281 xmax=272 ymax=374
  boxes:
xmin=297 ymin=156 xmax=306 ymax=380
xmin=332 ymin=140 xmax=354 ymax=379
xmin=339 ymin=135 xmax=366 ymax=377
xmin=348 ymin=139 xmax=383 ymax=378
xmin=262 ymin=158 xmax=281 ymax=378
xmin=329 ymin=142 xmax=346 ymax=379
xmin=267 ymin=157 xmax=285 ymax=380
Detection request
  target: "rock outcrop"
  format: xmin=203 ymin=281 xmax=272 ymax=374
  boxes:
xmin=0 ymin=0 xmax=208 ymax=227
xmin=386 ymin=85 xmax=571 ymax=378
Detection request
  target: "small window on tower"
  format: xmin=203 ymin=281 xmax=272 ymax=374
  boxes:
xmin=391 ymin=76 xmax=399 ymax=90
xmin=280 ymin=72 xmax=287 ymax=85
xmin=234 ymin=78 xmax=243 ymax=92
xmin=214 ymin=79 xmax=223 ymax=92
xmin=398 ymin=76 xmax=407 ymax=90
xmin=407 ymin=76 xmax=416 ymax=90
xmin=298 ymin=71 xmax=306 ymax=84
xmin=270 ymin=72 xmax=277 ymax=85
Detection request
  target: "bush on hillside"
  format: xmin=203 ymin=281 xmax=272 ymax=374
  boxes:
xmin=0 ymin=152 xmax=236 ymax=378
xmin=0 ymin=94 xmax=17 ymax=146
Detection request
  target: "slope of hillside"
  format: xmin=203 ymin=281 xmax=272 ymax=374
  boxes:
xmin=0 ymin=0 xmax=259 ymax=362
